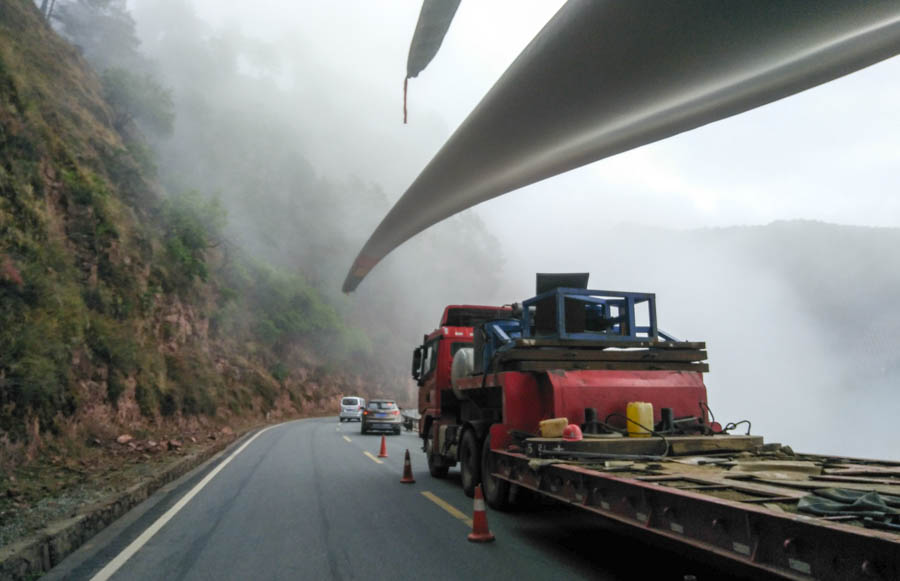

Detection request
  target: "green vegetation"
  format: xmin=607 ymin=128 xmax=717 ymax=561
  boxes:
xmin=0 ymin=0 xmax=380 ymax=453
xmin=158 ymin=191 xmax=225 ymax=292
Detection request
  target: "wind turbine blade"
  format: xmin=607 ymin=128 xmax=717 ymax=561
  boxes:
xmin=407 ymin=0 xmax=461 ymax=79
xmin=344 ymin=1 xmax=900 ymax=292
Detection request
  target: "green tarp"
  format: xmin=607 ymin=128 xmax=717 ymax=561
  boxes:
xmin=798 ymin=488 xmax=900 ymax=532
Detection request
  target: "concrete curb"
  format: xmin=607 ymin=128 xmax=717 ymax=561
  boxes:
xmin=0 ymin=433 xmax=242 ymax=581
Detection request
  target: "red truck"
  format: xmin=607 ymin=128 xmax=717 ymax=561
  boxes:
xmin=412 ymin=275 xmax=900 ymax=580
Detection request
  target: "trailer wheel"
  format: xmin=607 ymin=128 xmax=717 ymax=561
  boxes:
xmin=481 ymin=435 xmax=510 ymax=510
xmin=460 ymin=430 xmax=481 ymax=498
xmin=426 ymin=437 xmax=450 ymax=478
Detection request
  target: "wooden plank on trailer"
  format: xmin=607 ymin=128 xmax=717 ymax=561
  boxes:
xmin=512 ymin=338 xmax=706 ymax=350
xmin=637 ymin=472 xmax=810 ymax=500
xmin=498 ymin=348 xmax=707 ymax=362
xmin=701 ymin=477 xmax=810 ymax=499
xmin=526 ymin=434 xmax=761 ymax=456
xmin=752 ymin=478 xmax=900 ymax=496
xmin=824 ymin=466 xmax=900 ymax=476
xmin=668 ymin=436 xmax=763 ymax=455
xmin=506 ymin=360 xmax=710 ymax=373
xmin=654 ymin=341 xmax=707 ymax=350
xmin=809 ymin=474 xmax=900 ymax=486
xmin=742 ymin=496 xmax=805 ymax=504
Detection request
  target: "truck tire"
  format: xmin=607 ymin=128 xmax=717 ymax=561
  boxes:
xmin=460 ymin=429 xmax=481 ymax=498
xmin=481 ymin=435 xmax=510 ymax=510
xmin=426 ymin=437 xmax=450 ymax=478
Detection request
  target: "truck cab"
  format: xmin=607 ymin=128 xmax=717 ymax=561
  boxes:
xmin=411 ymin=305 xmax=512 ymax=472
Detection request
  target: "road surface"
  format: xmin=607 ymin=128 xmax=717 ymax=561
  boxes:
xmin=46 ymin=417 xmax=751 ymax=580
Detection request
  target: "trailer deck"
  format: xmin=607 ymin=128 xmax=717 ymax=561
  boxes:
xmin=490 ymin=435 xmax=900 ymax=580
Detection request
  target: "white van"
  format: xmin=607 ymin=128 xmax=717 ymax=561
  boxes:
xmin=339 ymin=396 xmax=366 ymax=422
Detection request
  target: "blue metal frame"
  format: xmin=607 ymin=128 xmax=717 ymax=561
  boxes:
xmin=520 ymin=288 xmax=673 ymax=342
xmin=479 ymin=319 xmax=523 ymax=372
xmin=476 ymin=288 xmax=680 ymax=374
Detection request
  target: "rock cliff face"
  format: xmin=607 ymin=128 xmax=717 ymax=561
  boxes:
xmin=0 ymin=0 xmax=396 ymax=468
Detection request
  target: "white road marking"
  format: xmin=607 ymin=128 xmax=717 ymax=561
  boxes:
xmin=90 ymin=425 xmax=276 ymax=581
xmin=342 ymin=436 xmax=352 ymax=443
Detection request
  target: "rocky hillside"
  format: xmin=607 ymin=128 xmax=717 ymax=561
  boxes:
xmin=0 ymin=0 xmax=393 ymax=470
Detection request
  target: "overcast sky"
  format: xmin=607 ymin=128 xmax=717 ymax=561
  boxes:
xmin=178 ymin=0 xmax=900 ymax=287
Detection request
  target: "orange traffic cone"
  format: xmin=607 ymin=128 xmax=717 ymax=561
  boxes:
xmin=400 ymin=449 xmax=416 ymax=483
xmin=467 ymin=484 xmax=495 ymax=542
xmin=378 ymin=434 xmax=388 ymax=458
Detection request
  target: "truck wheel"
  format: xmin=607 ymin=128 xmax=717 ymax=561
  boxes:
xmin=481 ymin=435 xmax=510 ymax=510
xmin=426 ymin=437 xmax=449 ymax=478
xmin=460 ymin=430 xmax=481 ymax=498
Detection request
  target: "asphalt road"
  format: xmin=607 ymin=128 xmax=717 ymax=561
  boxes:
xmin=46 ymin=417 xmax=750 ymax=581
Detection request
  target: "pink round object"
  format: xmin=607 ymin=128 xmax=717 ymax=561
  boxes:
xmin=562 ymin=424 xmax=584 ymax=441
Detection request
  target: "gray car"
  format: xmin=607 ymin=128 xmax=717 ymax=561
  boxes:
xmin=360 ymin=399 xmax=402 ymax=435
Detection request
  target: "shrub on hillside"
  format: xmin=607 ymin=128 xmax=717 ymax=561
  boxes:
xmin=158 ymin=191 xmax=225 ymax=293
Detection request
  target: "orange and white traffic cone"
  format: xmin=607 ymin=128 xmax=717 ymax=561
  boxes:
xmin=378 ymin=434 xmax=388 ymax=458
xmin=467 ymin=484 xmax=495 ymax=542
xmin=400 ymin=449 xmax=416 ymax=484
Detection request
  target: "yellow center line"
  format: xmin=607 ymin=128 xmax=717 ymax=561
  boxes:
xmin=342 ymin=435 xmax=352 ymax=443
xmin=421 ymin=491 xmax=473 ymax=528
xmin=363 ymin=451 xmax=384 ymax=464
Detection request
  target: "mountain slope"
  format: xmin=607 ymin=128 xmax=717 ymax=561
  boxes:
xmin=0 ymin=0 xmax=385 ymax=464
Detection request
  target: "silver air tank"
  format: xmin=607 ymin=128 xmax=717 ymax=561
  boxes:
xmin=450 ymin=347 xmax=474 ymax=400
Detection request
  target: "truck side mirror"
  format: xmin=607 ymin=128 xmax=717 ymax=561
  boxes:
xmin=411 ymin=346 xmax=422 ymax=381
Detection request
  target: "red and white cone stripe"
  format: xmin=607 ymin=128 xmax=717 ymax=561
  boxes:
xmin=468 ymin=484 xmax=495 ymax=543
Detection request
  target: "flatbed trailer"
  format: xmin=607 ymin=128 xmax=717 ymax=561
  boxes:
xmin=487 ymin=437 xmax=900 ymax=580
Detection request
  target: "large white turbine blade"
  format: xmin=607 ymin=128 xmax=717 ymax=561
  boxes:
xmin=344 ymin=1 xmax=900 ymax=292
